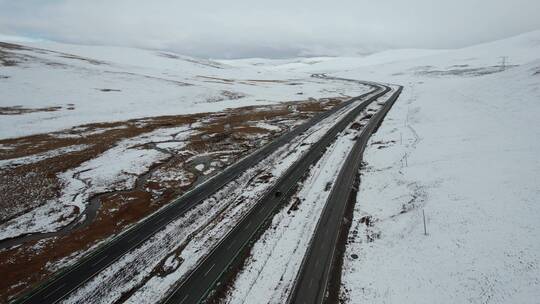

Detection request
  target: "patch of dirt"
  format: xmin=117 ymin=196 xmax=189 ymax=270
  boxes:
xmin=197 ymin=75 xmax=308 ymax=87
xmin=0 ymin=42 xmax=28 ymax=51
xmin=58 ymin=54 xmax=106 ymax=66
xmin=157 ymin=52 xmax=180 ymax=59
xmin=204 ymin=90 xmax=246 ymax=103
xmin=245 ymin=79 xmax=288 ymax=83
xmin=197 ymin=75 xmax=235 ymax=83
xmin=371 ymin=139 xmax=396 ymax=149
xmin=349 ymin=122 xmax=362 ymax=130
xmin=415 ymin=65 xmax=518 ymax=77
xmin=0 ymin=96 xmax=347 ymax=301
xmin=0 ymin=46 xmax=21 ymax=66
xmin=0 ymin=106 xmax=63 ymax=115
xmin=97 ymin=88 xmax=122 ymax=92
xmin=287 ymin=197 xmax=302 ymax=214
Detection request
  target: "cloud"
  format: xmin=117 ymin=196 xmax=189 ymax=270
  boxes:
xmin=1 ymin=0 xmax=539 ymax=58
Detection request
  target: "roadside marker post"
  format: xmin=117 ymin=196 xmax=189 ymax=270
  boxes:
xmin=423 ymin=209 xmax=427 ymax=236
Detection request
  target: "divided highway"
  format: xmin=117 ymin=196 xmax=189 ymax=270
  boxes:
xmin=162 ymin=84 xmax=392 ymax=304
xmin=288 ymin=85 xmax=403 ymax=304
xmin=14 ymin=81 xmax=384 ymax=304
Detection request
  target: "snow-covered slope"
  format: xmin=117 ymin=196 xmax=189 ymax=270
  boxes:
xmin=331 ymin=30 xmax=540 ymax=304
xmin=221 ymin=30 xmax=540 ymax=304
xmin=2 ymin=28 xmax=540 ymax=304
xmin=0 ymin=38 xmax=367 ymax=139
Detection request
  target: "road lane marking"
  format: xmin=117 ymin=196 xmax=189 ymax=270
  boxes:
xmin=203 ymin=264 xmax=215 ymax=277
xmin=226 ymin=240 xmax=236 ymax=250
xmin=179 ymin=294 xmax=189 ymax=304
xmin=91 ymin=255 xmax=108 ymax=267
xmin=127 ymin=234 xmax=138 ymax=243
xmin=42 ymin=283 xmax=66 ymax=299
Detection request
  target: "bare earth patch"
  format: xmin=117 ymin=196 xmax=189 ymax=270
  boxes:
xmin=0 ymin=96 xmax=346 ymax=301
xmin=0 ymin=105 xmax=72 ymax=115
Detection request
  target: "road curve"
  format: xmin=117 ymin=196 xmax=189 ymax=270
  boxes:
xmin=161 ymin=83 xmax=392 ymax=304
xmin=287 ymin=85 xmax=403 ymax=304
xmin=13 ymin=81 xmax=382 ymax=304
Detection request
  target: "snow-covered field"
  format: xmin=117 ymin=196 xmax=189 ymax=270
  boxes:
xmin=223 ymin=91 xmax=392 ymax=304
xmin=0 ymin=38 xmax=367 ymax=139
xmin=333 ymin=34 xmax=540 ymax=303
xmin=60 ymin=90 xmax=372 ymax=304
xmin=215 ymin=30 xmax=540 ymax=303
xmin=1 ymin=28 xmax=540 ymax=304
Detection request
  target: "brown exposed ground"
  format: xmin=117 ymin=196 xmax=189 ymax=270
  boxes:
xmin=0 ymin=105 xmax=75 ymax=115
xmin=0 ymin=96 xmax=346 ymax=301
xmin=0 ymin=42 xmax=27 ymax=66
xmin=1 ymin=41 xmax=109 ymax=68
xmin=197 ymin=75 xmax=299 ymax=86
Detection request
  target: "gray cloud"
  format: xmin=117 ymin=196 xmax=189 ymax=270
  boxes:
xmin=1 ymin=0 xmax=539 ymax=58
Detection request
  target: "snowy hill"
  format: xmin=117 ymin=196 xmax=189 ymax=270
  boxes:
xmin=1 ymin=29 xmax=539 ymax=303
xmin=220 ymin=30 xmax=540 ymax=304
xmin=0 ymin=38 xmax=367 ymax=139
xmin=331 ymin=30 xmax=540 ymax=304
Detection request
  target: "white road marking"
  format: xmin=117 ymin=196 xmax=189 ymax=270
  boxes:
xmin=203 ymin=264 xmax=215 ymax=277
xmin=226 ymin=240 xmax=236 ymax=250
xmin=42 ymin=283 xmax=66 ymax=299
xmin=158 ymin=217 xmax=169 ymax=225
xmin=179 ymin=294 xmax=189 ymax=304
xmin=91 ymin=255 xmax=108 ymax=267
xmin=127 ymin=234 xmax=138 ymax=243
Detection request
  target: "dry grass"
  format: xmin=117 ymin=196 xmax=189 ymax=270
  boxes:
xmin=0 ymin=97 xmax=347 ymax=301
xmin=0 ymin=106 xmax=66 ymax=115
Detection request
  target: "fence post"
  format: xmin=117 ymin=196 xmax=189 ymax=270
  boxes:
xmin=423 ymin=209 xmax=427 ymax=235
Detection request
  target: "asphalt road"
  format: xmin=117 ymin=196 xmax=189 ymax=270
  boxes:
xmin=287 ymin=85 xmax=403 ymax=304
xmin=162 ymin=84 xmax=392 ymax=304
xmin=13 ymin=81 xmax=383 ymax=304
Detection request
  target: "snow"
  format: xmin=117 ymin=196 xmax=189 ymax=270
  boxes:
xmin=217 ymin=30 xmax=540 ymax=304
xmin=223 ymin=99 xmax=388 ymax=303
xmin=334 ymin=31 xmax=540 ymax=304
xmin=0 ymin=38 xmax=369 ymax=139
xmin=0 ymin=126 xmax=193 ymax=241
xmin=254 ymin=122 xmax=282 ymax=132
xmin=0 ymin=144 xmax=89 ymax=169
xmin=0 ymin=200 xmax=76 ymax=241
xmin=59 ymin=87 xmax=372 ymax=304
xmin=2 ymin=29 xmax=540 ymax=303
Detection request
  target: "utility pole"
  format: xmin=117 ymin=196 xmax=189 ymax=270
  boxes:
xmin=500 ymin=56 xmax=508 ymax=71
xmin=423 ymin=209 xmax=427 ymax=236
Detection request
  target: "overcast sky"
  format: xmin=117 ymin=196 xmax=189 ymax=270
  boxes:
xmin=1 ymin=0 xmax=539 ymax=58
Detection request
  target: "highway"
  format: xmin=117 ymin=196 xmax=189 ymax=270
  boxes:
xmin=13 ymin=81 xmax=384 ymax=304
xmin=161 ymin=84 xmax=392 ymax=304
xmin=287 ymin=85 xmax=403 ymax=304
